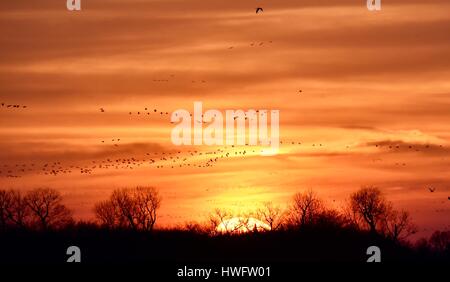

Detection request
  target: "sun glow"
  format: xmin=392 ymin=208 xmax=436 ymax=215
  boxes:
xmin=216 ymin=217 xmax=270 ymax=233
xmin=259 ymin=147 xmax=279 ymax=156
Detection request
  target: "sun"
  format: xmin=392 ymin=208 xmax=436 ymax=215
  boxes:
xmin=216 ymin=217 xmax=270 ymax=233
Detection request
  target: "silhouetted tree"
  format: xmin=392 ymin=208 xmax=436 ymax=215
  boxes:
xmin=208 ymin=209 xmax=259 ymax=234
xmin=0 ymin=189 xmax=31 ymax=230
xmin=289 ymin=189 xmax=324 ymax=228
xmin=314 ymin=209 xmax=347 ymax=229
xmin=94 ymin=186 xmax=161 ymax=231
xmin=256 ymin=202 xmax=285 ymax=231
xmin=348 ymin=186 xmax=417 ymax=241
xmin=5 ymin=190 xmax=29 ymax=229
xmin=25 ymin=188 xmax=73 ymax=230
xmin=0 ymin=190 xmax=12 ymax=230
xmin=414 ymin=237 xmax=431 ymax=254
xmin=381 ymin=205 xmax=417 ymax=241
xmin=209 ymin=208 xmax=233 ymax=234
xmin=111 ymin=188 xmax=137 ymax=229
xmin=429 ymin=230 xmax=450 ymax=253
xmin=237 ymin=212 xmax=258 ymax=233
xmin=94 ymin=200 xmax=121 ymax=228
xmin=132 ymin=187 xmax=161 ymax=231
xmin=348 ymin=186 xmax=387 ymax=234
xmin=184 ymin=221 xmax=209 ymax=234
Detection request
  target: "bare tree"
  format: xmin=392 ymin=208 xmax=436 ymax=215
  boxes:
xmin=94 ymin=200 xmax=120 ymax=228
xmin=0 ymin=190 xmax=31 ymax=230
xmin=111 ymin=188 xmax=138 ymax=229
xmin=348 ymin=187 xmax=417 ymax=240
xmin=184 ymin=221 xmax=209 ymax=234
xmin=0 ymin=190 xmax=12 ymax=230
xmin=315 ymin=209 xmax=346 ymax=229
xmin=382 ymin=205 xmax=417 ymax=241
xmin=5 ymin=190 xmax=30 ymax=228
xmin=237 ymin=212 xmax=264 ymax=233
xmin=132 ymin=187 xmax=161 ymax=231
xmin=25 ymin=188 xmax=73 ymax=230
xmin=94 ymin=186 xmax=161 ymax=231
xmin=349 ymin=186 xmax=387 ymax=234
xmin=290 ymin=189 xmax=324 ymax=228
xmin=342 ymin=199 xmax=363 ymax=228
xmin=256 ymin=202 xmax=285 ymax=231
xmin=209 ymin=208 xmax=232 ymax=234
xmin=428 ymin=230 xmax=450 ymax=252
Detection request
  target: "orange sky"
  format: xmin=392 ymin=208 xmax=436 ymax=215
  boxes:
xmin=0 ymin=0 xmax=449 ymax=238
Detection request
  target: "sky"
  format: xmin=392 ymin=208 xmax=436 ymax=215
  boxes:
xmin=0 ymin=0 xmax=449 ymax=238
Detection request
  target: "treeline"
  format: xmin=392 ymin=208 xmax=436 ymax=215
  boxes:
xmin=0 ymin=188 xmax=72 ymax=230
xmin=187 ymin=187 xmax=423 ymax=242
xmin=0 ymin=186 xmax=161 ymax=232
xmin=0 ymin=186 xmax=449 ymax=254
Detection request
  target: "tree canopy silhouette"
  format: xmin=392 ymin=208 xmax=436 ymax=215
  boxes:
xmin=289 ymin=189 xmax=324 ymax=228
xmin=347 ymin=186 xmax=416 ymax=240
xmin=25 ymin=188 xmax=73 ymax=230
xmin=0 ymin=188 xmax=72 ymax=230
xmin=348 ymin=186 xmax=387 ymax=234
xmin=257 ymin=202 xmax=285 ymax=231
xmin=95 ymin=186 xmax=161 ymax=231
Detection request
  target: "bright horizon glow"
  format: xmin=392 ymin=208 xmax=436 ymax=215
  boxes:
xmin=216 ymin=217 xmax=271 ymax=233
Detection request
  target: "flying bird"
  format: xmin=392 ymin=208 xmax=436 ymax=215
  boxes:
xmin=429 ymin=187 xmax=436 ymax=193
xmin=256 ymin=7 xmax=263 ymax=14
xmin=100 ymin=108 xmax=105 ymax=112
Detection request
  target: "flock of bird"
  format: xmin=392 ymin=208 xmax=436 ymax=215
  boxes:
xmin=100 ymin=106 xmax=173 ymax=117
xmin=101 ymin=138 xmax=121 ymax=146
xmin=0 ymin=146 xmax=274 ymax=178
xmin=2 ymin=104 xmax=450 ymax=177
xmin=228 ymin=40 xmax=273 ymax=50
xmin=3 ymin=101 xmax=449 ymax=207
xmin=1 ymin=7 xmax=449 ymax=207
xmin=1 ymin=102 xmax=27 ymax=109
xmin=129 ymin=109 xmax=169 ymax=116
xmin=1 ymin=101 xmax=449 ymax=202
xmin=372 ymin=142 xmax=444 ymax=152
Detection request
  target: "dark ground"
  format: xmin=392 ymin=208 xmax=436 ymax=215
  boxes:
xmin=0 ymin=224 xmax=447 ymax=264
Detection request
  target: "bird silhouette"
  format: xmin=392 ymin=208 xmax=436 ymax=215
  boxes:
xmin=2 ymin=103 xmax=27 ymax=110
xmin=256 ymin=7 xmax=263 ymax=14
xmin=429 ymin=187 xmax=436 ymax=193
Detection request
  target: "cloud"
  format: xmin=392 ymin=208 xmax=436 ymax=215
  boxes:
xmin=363 ymin=139 xmax=449 ymax=155
xmin=0 ymin=141 xmax=166 ymax=164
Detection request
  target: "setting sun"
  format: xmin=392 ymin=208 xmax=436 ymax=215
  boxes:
xmin=216 ymin=217 xmax=271 ymax=233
